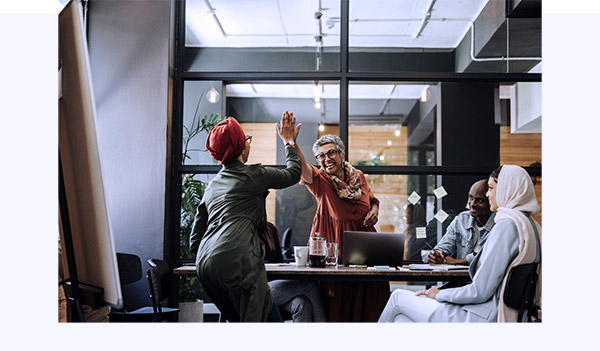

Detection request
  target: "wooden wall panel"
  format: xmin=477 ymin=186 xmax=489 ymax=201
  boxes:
xmin=318 ymin=124 xmax=339 ymax=138
xmin=499 ymin=126 xmax=541 ymax=166
xmin=241 ymin=123 xmax=277 ymax=222
xmin=349 ymin=125 xmax=408 ymax=166
xmin=499 ymin=126 xmax=542 ymax=224
xmin=350 ymin=126 xmax=408 ymax=233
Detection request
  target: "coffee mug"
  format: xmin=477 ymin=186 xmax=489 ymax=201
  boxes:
xmin=294 ymin=246 xmax=309 ymax=266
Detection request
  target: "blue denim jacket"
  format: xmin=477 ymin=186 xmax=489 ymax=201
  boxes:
xmin=422 ymin=211 xmax=496 ymax=263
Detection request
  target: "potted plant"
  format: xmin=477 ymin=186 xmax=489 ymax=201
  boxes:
xmin=178 ymin=108 xmax=223 ymax=321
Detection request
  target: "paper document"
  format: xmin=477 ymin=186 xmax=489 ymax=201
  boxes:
xmin=407 ymin=264 xmax=469 ymax=271
xmin=367 ymin=266 xmax=395 ymax=271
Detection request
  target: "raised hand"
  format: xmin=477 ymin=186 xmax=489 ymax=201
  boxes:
xmin=277 ymin=110 xmax=300 ymax=144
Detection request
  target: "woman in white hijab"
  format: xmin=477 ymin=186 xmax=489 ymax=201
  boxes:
xmin=378 ymin=165 xmax=541 ymax=322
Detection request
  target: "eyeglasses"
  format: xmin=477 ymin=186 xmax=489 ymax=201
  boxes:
xmin=315 ymin=149 xmax=339 ymax=161
xmin=245 ymin=135 xmax=252 ymax=144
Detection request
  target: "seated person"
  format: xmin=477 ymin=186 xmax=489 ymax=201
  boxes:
xmin=379 ymin=165 xmax=542 ymax=322
xmin=258 ymin=211 xmax=326 ymax=322
xmin=423 ymin=179 xmax=495 ymax=266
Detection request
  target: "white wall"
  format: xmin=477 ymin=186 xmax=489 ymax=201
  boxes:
xmin=87 ymin=0 xmax=173 ymax=309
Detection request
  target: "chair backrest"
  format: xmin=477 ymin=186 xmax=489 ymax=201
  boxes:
xmin=147 ymin=259 xmax=174 ymax=313
xmin=281 ymin=227 xmax=293 ymax=258
xmin=116 ymin=253 xmax=142 ymax=285
xmin=503 ymin=262 xmax=539 ymax=322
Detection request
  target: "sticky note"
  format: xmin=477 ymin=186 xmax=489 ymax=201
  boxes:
xmin=435 ymin=209 xmax=449 ymax=223
xmin=416 ymin=227 xmax=427 ymax=239
xmin=407 ymin=191 xmax=421 ymax=205
xmin=433 ymin=186 xmax=448 ymax=199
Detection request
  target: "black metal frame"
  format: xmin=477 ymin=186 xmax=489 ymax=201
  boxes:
xmin=165 ymin=0 xmax=542 ymax=267
xmin=505 ymin=0 xmax=541 ymax=19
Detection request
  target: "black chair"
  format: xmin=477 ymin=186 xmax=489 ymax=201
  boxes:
xmin=109 ymin=253 xmax=156 ymax=322
xmin=147 ymin=259 xmax=180 ymax=322
xmin=281 ymin=227 xmax=293 ymax=260
xmin=503 ymin=262 xmax=541 ymax=322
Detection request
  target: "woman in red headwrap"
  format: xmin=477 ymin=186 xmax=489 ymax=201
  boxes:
xmin=190 ymin=112 xmax=301 ymax=322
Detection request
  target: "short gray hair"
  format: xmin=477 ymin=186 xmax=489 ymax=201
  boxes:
xmin=312 ymin=134 xmax=346 ymax=160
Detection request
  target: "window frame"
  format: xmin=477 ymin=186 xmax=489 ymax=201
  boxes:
xmin=166 ymin=0 xmax=542 ymax=267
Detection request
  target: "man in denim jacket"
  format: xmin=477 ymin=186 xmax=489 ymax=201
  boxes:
xmin=423 ymin=180 xmax=495 ymax=265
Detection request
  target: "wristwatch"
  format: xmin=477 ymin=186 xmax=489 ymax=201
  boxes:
xmin=285 ymin=140 xmax=296 ymax=147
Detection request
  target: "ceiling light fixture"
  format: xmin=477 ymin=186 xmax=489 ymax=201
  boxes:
xmin=387 ymin=140 xmax=392 ymax=146
xmin=420 ymin=87 xmax=430 ymax=102
xmin=395 ymin=129 xmax=401 ymax=137
xmin=313 ymin=81 xmax=322 ymax=109
xmin=325 ymin=16 xmax=340 ymax=29
xmin=207 ymin=87 xmax=220 ymax=104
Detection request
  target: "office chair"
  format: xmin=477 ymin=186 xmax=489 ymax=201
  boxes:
xmin=108 ymin=253 xmax=156 ymax=322
xmin=147 ymin=259 xmax=180 ymax=322
xmin=503 ymin=262 xmax=541 ymax=322
xmin=281 ymin=227 xmax=293 ymax=261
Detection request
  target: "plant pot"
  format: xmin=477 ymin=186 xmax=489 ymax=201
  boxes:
xmin=178 ymin=300 xmax=203 ymax=322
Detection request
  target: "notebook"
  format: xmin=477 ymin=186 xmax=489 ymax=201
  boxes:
xmin=342 ymin=231 xmax=405 ymax=267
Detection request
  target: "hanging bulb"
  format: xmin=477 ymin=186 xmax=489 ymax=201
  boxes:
xmin=318 ymin=123 xmax=325 ymax=132
xmin=314 ymin=96 xmax=321 ymax=109
xmin=206 ymin=87 xmax=220 ymax=104
xmin=394 ymin=129 xmax=401 ymax=137
xmin=313 ymin=81 xmax=320 ymax=96
xmin=387 ymin=140 xmax=392 ymax=146
xmin=379 ymin=155 xmax=385 ymax=161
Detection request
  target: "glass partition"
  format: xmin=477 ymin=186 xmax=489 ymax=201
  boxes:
xmin=224 ymin=81 xmax=340 ymax=166
xmin=348 ymin=0 xmax=541 ymax=73
xmin=348 ymin=81 xmax=437 ymax=166
xmin=180 ymin=173 xmax=216 ymax=260
xmin=185 ymin=0 xmax=340 ymax=72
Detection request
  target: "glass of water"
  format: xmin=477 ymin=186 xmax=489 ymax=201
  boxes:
xmin=326 ymin=242 xmax=338 ymax=266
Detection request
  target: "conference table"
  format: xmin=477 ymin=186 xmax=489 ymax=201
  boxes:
xmin=174 ymin=263 xmax=471 ymax=283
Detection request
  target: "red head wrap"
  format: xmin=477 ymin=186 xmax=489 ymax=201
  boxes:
xmin=206 ymin=117 xmax=246 ymax=164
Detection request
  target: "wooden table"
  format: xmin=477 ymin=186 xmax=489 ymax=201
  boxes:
xmin=174 ymin=263 xmax=471 ymax=283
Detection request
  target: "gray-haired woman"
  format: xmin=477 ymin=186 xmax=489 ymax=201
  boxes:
xmin=289 ymin=116 xmax=388 ymax=321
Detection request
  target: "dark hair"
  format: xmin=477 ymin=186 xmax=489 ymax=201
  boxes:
xmin=490 ymin=166 xmax=503 ymax=180
xmin=258 ymin=210 xmax=280 ymax=252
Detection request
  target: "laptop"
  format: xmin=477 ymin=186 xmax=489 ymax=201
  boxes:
xmin=342 ymin=231 xmax=405 ymax=267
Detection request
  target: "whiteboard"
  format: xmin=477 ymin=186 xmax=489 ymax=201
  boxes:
xmin=58 ymin=0 xmax=122 ymax=309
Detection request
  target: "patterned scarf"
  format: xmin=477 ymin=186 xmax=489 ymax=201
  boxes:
xmin=325 ymin=161 xmax=362 ymax=200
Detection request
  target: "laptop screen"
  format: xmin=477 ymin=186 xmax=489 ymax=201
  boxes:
xmin=342 ymin=231 xmax=405 ymax=267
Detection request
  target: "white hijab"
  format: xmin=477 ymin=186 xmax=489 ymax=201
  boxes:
xmin=495 ymin=165 xmax=542 ymax=322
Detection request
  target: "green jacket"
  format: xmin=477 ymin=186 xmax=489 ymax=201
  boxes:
xmin=190 ymin=146 xmax=300 ymax=321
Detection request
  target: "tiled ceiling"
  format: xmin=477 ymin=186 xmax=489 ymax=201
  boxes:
xmin=186 ymin=0 xmax=489 ymax=48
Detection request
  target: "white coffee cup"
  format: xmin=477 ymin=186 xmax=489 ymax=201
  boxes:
xmin=294 ymin=246 xmax=309 ymax=266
